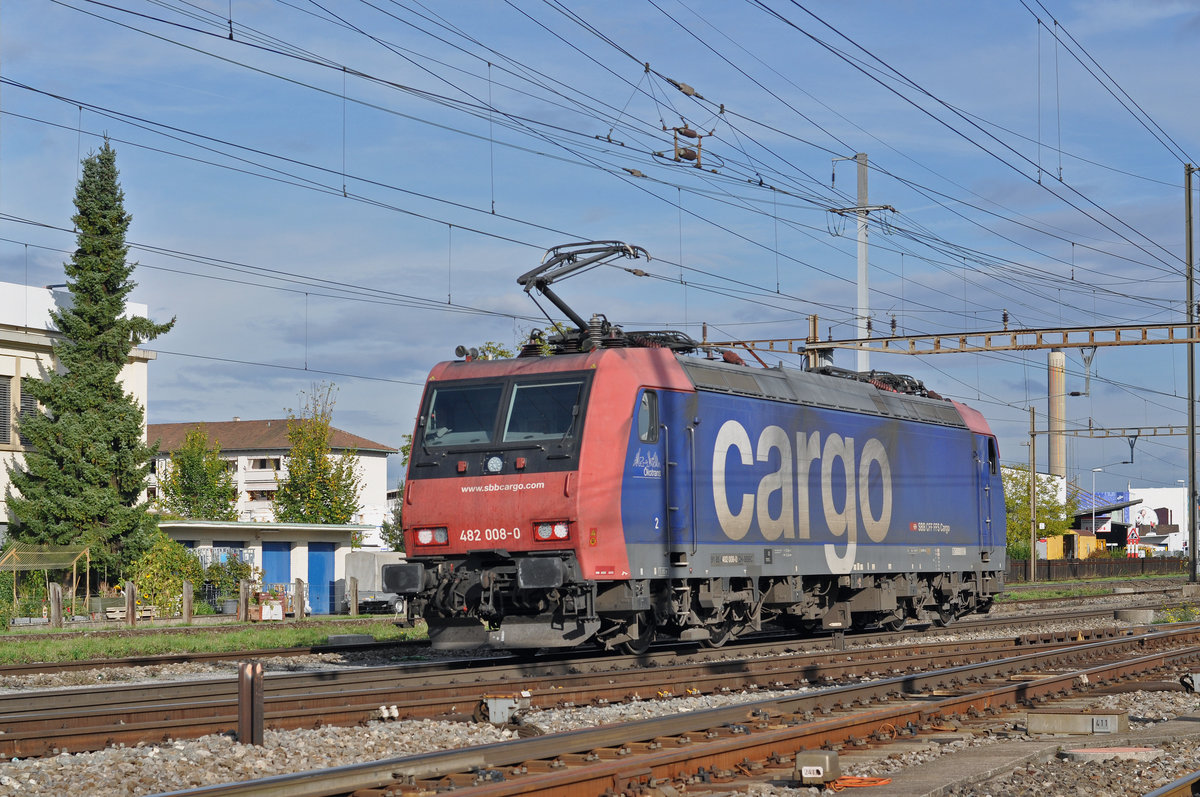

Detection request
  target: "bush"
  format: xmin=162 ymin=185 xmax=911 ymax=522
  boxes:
xmin=204 ymin=556 xmax=262 ymax=598
xmin=0 ymin=570 xmax=12 ymax=626
xmin=132 ymin=530 xmax=204 ymax=617
xmin=1007 ymin=541 xmax=1031 ymax=561
xmin=1158 ymin=606 xmax=1199 ymax=623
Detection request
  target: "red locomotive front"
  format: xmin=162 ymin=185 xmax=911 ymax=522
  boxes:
xmin=393 ymin=347 xmax=690 ymax=649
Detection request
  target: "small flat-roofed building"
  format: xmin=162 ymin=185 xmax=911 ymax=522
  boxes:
xmin=159 ymin=519 xmax=373 ymax=614
xmin=148 ymin=420 xmax=396 ymax=547
xmin=1040 ymin=529 xmax=1103 ymax=560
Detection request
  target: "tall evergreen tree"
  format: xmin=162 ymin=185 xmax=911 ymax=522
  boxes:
xmin=7 ymin=140 xmax=174 ymax=576
xmin=158 ymin=426 xmax=238 ymax=521
xmin=273 ymin=383 xmax=362 ymax=525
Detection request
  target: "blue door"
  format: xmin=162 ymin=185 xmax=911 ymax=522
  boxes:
xmin=307 ymin=542 xmax=335 ymax=614
xmin=262 ymin=542 xmax=291 ymax=589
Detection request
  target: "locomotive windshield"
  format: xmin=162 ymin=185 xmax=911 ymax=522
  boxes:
xmin=424 ymin=384 xmax=504 ymax=446
xmin=502 ymin=380 xmax=583 ymax=442
xmin=421 ymin=374 xmax=590 ymax=451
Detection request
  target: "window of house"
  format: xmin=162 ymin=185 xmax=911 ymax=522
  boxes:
xmin=247 ymin=490 xmax=274 ymax=501
xmin=0 ymin=377 xmax=10 ymax=445
xmin=0 ymin=376 xmax=38 ymax=447
xmin=16 ymin=385 xmax=37 ymax=447
xmin=250 ymin=457 xmax=281 ymax=470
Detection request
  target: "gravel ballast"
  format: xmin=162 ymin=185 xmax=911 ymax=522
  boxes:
xmin=3 ymin=603 xmax=1198 ymax=796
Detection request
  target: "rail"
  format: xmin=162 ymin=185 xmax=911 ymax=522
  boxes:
xmin=142 ymin=625 xmax=1200 ymax=796
xmin=1144 ymin=768 xmax=1200 ymax=797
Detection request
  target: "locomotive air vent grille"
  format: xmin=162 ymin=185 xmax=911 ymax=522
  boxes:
xmin=912 ymin=402 xmax=967 ymax=427
xmin=725 ymin=371 xmax=762 ymax=394
xmin=691 ymin=368 xmax=729 ymax=390
xmin=868 ymin=392 xmax=897 ymax=418
xmin=755 ymin=372 xmax=796 ymax=402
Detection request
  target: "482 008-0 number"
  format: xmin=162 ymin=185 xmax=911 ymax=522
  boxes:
xmin=459 ymin=527 xmax=521 ymax=543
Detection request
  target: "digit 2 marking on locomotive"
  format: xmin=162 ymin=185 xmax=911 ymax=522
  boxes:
xmin=712 ymin=419 xmax=893 ymax=573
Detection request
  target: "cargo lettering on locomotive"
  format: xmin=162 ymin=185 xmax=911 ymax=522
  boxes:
xmin=712 ymin=419 xmax=893 ymax=571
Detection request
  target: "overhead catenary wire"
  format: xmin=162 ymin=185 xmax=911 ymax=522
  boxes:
xmin=11 ymin=1 xmax=1197 ymax=480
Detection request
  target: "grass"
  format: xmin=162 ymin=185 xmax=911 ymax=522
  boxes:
xmin=996 ymin=585 xmax=1112 ymax=602
xmin=0 ymin=618 xmax=427 ymax=665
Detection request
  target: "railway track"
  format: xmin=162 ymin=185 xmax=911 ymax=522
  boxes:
xmin=137 ymin=623 xmax=1200 ymax=797
xmin=0 ymin=610 xmax=1178 ymax=759
xmin=0 ymin=589 xmax=1174 ymax=679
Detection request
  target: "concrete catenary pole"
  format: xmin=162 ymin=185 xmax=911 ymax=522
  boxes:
xmin=1028 ymin=406 xmax=1037 ymax=583
xmin=1186 ymin=163 xmax=1196 ymax=582
xmin=1048 ymin=349 xmax=1066 ymax=478
xmin=855 ymin=153 xmax=870 ymax=374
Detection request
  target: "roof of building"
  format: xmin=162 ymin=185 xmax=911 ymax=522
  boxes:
xmin=1071 ymin=498 xmax=1142 ymax=519
xmin=148 ymin=420 xmax=396 ymax=455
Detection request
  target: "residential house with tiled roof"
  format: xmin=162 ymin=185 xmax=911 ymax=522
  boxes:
xmin=148 ymin=419 xmax=397 ymax=547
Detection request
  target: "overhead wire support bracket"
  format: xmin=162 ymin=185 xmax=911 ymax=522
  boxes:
xmin=707 ymin=319 xmax=1200 ymax=362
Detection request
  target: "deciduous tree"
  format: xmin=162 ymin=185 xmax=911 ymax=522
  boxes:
xmin=379 ymin=433 xmax=411 ymax=553
xmin=273 ymin=383 xmax=362 ymax=524
xmin=7 ymin=140 xmax=174 ymax=576
xmin=1002 ymin=465 xmax=1078 ymax=559
xmin=158 ymin=426 xmax=238 ymax=521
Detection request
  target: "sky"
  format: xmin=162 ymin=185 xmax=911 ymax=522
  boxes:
xmin=2 ymin=1 xmax=1199 ymax=493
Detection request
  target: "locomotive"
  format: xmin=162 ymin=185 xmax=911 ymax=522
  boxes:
xmin=384 ymin=242 xmax=1005 ymax=652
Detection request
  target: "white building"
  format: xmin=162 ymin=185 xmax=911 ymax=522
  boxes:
xmin=147 ymin=420 xmax=396 ymax=547
xmin=1128 ymin=487 xmax=1189 ymax=552
xmin=0 ymin=282 xmax=157 ymax=541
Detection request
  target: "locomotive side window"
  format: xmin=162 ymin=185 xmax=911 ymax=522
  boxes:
xmin=987 ymin=436 xmax=999 ymax=474
xmin=502 ymin=379 xmax=585 ymax=442
xmin=637 ymin=390 xmax=659 ymax=443
xmin=424 ymin=383 xmax=504 ymax=447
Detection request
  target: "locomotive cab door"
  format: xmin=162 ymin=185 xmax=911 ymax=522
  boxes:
xmin=976 ymin=434 xmax=999 ymax=549
xmin=623 ymin=389 xmax=672 ymax=578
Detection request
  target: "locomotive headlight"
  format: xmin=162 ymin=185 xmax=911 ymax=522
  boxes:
xmin=534 ymin=521 xmax=570 ymax=541
xmin=415 ymin=527 xmax=448 ymax=546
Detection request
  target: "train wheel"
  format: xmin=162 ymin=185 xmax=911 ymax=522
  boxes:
xmin=619 ymin=612 xmax=655 ymax=656
xmin=702 ymin=617 xmax=735 ymax=648
xmin=931 ymin=606 xmax=953 ymax=627
xmin=882 ymin=617 xmax=906 ymax=632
